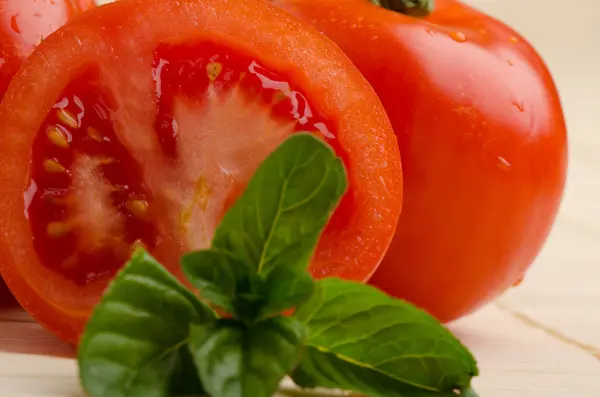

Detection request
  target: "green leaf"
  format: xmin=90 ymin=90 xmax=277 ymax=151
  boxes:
xmin=169 ymin=345 xmax=206 ymax=396
xmin=78 ymin=248 xmax=215 ymax=397
xmin=292 ymin=348 xmax=464 ymax=397
xmin=258 ymin=265 xmax=314 ymax=319
xmin=211 ymin=133 xmax=347 ymax=276
xmin=182 ymin=248 xmax=314 ymax=321
xmin=189 ymin=317 xmax=307 ymax=397
xmin=181 ymin=249 xmax=254 ymax=315
xmin=292 ymin=278 xmax=479 ymax=397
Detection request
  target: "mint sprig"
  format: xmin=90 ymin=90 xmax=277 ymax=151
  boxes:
xmin=292 ymin=278 xmax=478 ymax=397
xmin=78 ymin=133 xmax=480 ymax=397
xmin=78 ymin=249 xmax=213 ymax=397
xmin=189 ymin=318 xmax=306 ymax=397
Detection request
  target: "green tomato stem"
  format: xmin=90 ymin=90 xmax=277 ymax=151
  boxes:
xmin=370 ymin=0 xmax=434 ymax=17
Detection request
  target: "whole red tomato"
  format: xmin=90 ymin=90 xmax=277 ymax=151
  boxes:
xmin=0 ymin=0 xmax=96 ymax=99
xmin=274 ymin=0 xmax=568 ymax=322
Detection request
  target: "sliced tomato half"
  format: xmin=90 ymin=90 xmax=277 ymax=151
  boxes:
xmin=0 ymin=0 xmax=402 ymax=343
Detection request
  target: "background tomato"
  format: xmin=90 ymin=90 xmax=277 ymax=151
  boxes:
xmin=274 ymin=0 xmax=568 ymax=322
xmin=0 ymin=0 xmax=402 ymax=343
xmin=0 ymin=0 xmax=96 ymax=99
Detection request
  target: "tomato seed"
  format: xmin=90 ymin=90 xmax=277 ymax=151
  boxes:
xmin=206 ymin=62 xmax=223 ymax=82
xmin=126 ymin=199 xmax=149 ymax=218
xmin=60 ymin=255 xmax=78 ymax=269
xmin=97 ymin=156 xmax=116 ymax=165
xmin=46 ymin=125 xmax=71 ymax=148
xmin=43 ymin=159 xmax=66 ymax=173
xmin=56 ymin=108 xmax=79 ymax=129
xmin=87 ymin=126 xmax=104 ymax=142
xmin=47 ymin=222 xmax=69 ymax=238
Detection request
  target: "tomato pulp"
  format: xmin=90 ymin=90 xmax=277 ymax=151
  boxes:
xmin=0 ymin=0 xmax=402 ymax=343
xmin=0 ymin=0 xmax=96 ymax=99
xmin=274 ymin=0 xmax=568 ymax=321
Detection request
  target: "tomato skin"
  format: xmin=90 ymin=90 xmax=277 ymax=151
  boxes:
xmin=0 ymin=0 xmax=95 ymax=99
xmin=274 ymin=0 xmax=568 ymax=321
xmin=0 ymin=0 xmax=402 ymax=343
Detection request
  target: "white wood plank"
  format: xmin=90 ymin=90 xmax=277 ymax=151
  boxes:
xmin=1 ymin=305 xmax=599 ymax=397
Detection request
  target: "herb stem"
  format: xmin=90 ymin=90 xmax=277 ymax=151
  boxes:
xmin=370 ymin=0 xmax=434 ymax=17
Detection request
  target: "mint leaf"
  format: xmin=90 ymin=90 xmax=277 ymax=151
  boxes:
xmin=182 ymin=249 xmax=254 ymax=315
xmin=189 ymin=317 xmax=307 ymax=397
xmin=182 ymin=249 xmax=313 ymax=321
xmin=292 ymin=278 xmax=479 ymax=397
xmin=78 ymin=248 xmax=215 ymax=397
xmin=211 ymin=133 xmax=347 ymax=276
xmin=258 ymin=265 xmax=314 ymax=319
xmin=292 ymin=348 xmax=462 ymax=397
xmin=169 ymin=345 xmax=206 ymax=396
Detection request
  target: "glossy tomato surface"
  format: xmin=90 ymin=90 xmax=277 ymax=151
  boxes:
xmin=275 ymin=0 xmax=568 ymax=321
xmin=0 ymin=0 xmax=402 ymax=343
xmin=0 ymin=0 xmax=95 ymax=99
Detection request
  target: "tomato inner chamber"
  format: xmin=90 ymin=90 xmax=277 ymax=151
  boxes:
xmin=27 ymin=41 xmax=340 ymax=285
xmin=153 ymin=41 xmax=339 ymax=158
xmin=28 ymin=77 xmax=157 ymax=285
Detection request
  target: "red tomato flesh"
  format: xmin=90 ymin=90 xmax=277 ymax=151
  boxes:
xmin=28 ymin=41 xmax=344 ymax=286
xmin=28 ymin=71 xmax=156 ymax=285
xmin=0 ymin=0 xmax=402 ymax=343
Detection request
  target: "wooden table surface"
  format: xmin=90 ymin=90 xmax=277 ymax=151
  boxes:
xmin=1 ymin=0 xmax=599 ymax=396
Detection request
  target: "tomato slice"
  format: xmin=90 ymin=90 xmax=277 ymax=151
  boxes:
xmin=0 ymin=0 xmax=96 ymax=99
xmin=0 ymin=0 xmax=402 ymax=343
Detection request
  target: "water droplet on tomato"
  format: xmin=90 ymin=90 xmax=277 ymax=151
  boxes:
xmin=450 ymin=31 xmax=467 ymax=42
xmin=510 ymin=36 xmax=519 ymax=43
xmin=426 ymin=28 xmax=435 ymax=36
xmin=507 ymin=59 xmax=514 ymax=66
xmin=497 ymin=156 xmax=511 ymax=170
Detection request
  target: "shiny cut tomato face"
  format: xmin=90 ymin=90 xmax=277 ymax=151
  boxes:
xmin=0 ymin=0 xmax=96 ymax=98
xmin=0 ymin=0 xmax=402 ymax=343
